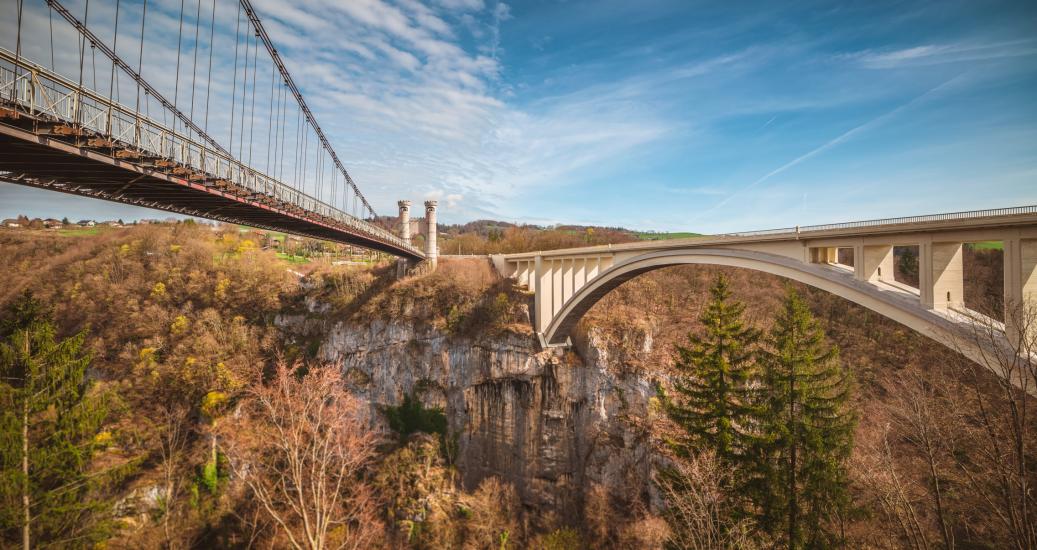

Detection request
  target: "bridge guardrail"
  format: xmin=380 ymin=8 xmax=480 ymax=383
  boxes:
xmin=720 ymin=205 xmax=1037 ymax=238
xmin=0 ymin=50 xmax=422 ymax=257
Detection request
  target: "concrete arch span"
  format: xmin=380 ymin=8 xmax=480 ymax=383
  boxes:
xmin=543 ymin=248 xmax=993 ymax=369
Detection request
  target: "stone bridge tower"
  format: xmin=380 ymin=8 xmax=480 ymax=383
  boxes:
xmin=425 ymin=200 xmax=438 ymax=268
xmin=397 ymin=200 xmax=411 ymax=245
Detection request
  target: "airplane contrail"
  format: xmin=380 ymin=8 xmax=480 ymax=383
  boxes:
xmin=690 ymin=73 xmax=968 ymax=223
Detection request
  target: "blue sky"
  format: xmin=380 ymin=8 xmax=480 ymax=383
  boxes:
xmin=2 ymin=0 xmax=1036 ymax=232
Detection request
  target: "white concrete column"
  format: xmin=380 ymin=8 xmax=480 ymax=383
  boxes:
xmin=397 ymin=200 xmax=411 ymax=244
xmin=852 ymin=243 xmax=865 ymax=279
xmin=552 ymin=260 xmax=564 ymax=316
xmin=860 ymin=245 xmax=894 ymax=282
xmin=919 ymin=240 xmax=933 ymax=305
xmin=535 ymin=256 xmax=550 ymax=334
xmin=925 ymin=241 xmax=963 ymax=310
xmin=574 ymin=258 xmax=587 ymax=293
xmin=514 ymin=261 xmax=527 ymax=287
xmin=424 ymin=200 xmax=438 ymax=268
xmin=587 ymin=257 xmax=600 ymax=281
xmin=825 ymin=247 xmax=838 ymax=264
xmin=562 ymin=259 xmax=574 ymax=305
xmin=1004 ymin=237 xmax=1037 ymax=345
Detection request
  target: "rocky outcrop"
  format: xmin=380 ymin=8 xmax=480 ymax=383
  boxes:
xmin=318 ymin=319 xmax=659 ymax=522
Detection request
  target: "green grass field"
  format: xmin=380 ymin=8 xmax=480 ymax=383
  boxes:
xmin=969 ymin=241 xmax=1004 ymax=250
xmin=276 ymin=252 xmax=310 ymax=264
xmin=57 ymin=226 xmax=105 ymax=237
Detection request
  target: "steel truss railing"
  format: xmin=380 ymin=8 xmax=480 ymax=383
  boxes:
xmin=720 ymin=205 xmax=1037 ymax=238
xmin=0 ymin=49 xmax=421 ymax=256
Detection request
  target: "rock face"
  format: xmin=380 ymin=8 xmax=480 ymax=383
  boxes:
xmin=319 ymin=319 xmax=658 ymax=522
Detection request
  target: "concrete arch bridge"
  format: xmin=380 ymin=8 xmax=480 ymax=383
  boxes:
xmin=490 ymin=206 xmax=1037 ymax=377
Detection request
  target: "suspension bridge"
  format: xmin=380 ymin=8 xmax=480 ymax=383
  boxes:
xmin=0 ymin=0 xmax=424 ymax=259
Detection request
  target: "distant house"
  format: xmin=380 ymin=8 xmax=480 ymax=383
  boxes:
xmin=77 ymin=220 xmax=96 ymax=227
xmin=2 ymin=219 xmax=20 ymax=228
xmin=43 ymin=218 xmax=63 ymax=228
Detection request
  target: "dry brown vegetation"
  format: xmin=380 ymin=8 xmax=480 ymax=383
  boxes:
xmin=304 ymin=256 xmax=532 ymax=338
xmin=373 ymin=433 xmax=527 ymax=548
xmin=437 ymin=224 xmax=639 ymax=256
xmin=579 ymin=263 xmax=1036 ymax=548
xmin=2 ymin=221 xmax=1031 ymax=549
xmin=0 ymin=223 xmax=298 ymax=547
xmin=0 ymin=225 xmax=542 ymax=548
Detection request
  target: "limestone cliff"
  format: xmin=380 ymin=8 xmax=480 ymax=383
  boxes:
xmin=316 ymin=318 xmax=659 ymax=523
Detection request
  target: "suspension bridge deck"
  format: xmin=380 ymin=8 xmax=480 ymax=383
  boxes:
xmin=0 ymin=123 xmax=417 ymax=257
xmin=0 ymin=51 xmax=422 ymax=259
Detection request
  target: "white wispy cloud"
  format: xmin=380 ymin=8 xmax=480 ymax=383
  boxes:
xmin=235 ymin=0 xmax=673 ymax=219
xmin=844 ymin=39 xmax=1037 ymax=69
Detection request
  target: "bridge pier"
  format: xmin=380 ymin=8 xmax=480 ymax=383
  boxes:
xmin=923 ymin=241 xmax=964 ymax=310
xmin=858 ymin=244 xmax=894 ymax=283
xmin=535 ymin=256 xmax=548 ymax=334
xmin=1004 ymin=236 xmax=1037 ymax=346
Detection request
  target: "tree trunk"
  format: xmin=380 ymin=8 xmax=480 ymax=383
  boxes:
xmin=22 ymin=332 xmax=31 ymax=550
xmin=924 ymin=442 xmax=952 ymax=550
xmin=788 ymin=368 xmax=798 ymax=549
xmin=23 ymin=399 xmax=30 ymax=550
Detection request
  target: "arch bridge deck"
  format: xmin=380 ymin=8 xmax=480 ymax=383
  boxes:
xmin=491 ymin=207 xmax=1037 ymax=379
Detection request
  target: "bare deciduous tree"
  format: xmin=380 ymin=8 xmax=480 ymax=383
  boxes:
xmin=950 ymin=300 xmax=1037 ymax=550
xmin=654 ymin=452 xmax=758 ymax=550
xmin=219 ymin=362 xmax=383 ymax=550
xmin=155 ymin=401 xmax=190 ymax=549
xmin=887 ymin=370 xmax=956 ymax=550
xmin=854 ymin=425 xmax=939 ymax=550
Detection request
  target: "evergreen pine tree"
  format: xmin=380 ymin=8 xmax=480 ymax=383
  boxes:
xmin=0 ymin=292 xmax=114 ymax=548
xmin=662 ymin=274 xmax=760 ymax=463
xmin=756 ymin=287 xmax=856 ymax=548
